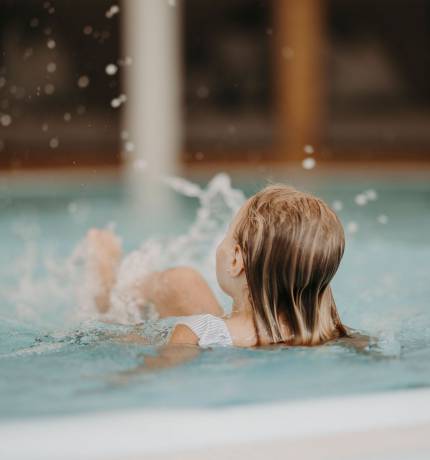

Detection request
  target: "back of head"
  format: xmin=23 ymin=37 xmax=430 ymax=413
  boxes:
xmin=234 ymin=184 xmax=348 ymax=346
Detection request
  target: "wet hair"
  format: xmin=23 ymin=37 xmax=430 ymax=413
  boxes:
xmin=234 ymin=184 xmax=349 ymax=346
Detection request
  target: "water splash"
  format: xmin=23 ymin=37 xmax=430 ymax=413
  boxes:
xmin=2 ymin=173 xmax=245 ymax=346
xmin=99 ymin=173 xmax=245 ymax=324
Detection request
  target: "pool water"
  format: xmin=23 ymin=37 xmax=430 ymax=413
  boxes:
xmin=1 ymin=170 xmax=430 ymax=420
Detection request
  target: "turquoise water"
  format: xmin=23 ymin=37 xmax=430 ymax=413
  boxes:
xmin=1 ymin=171 xmax=430 ymax=420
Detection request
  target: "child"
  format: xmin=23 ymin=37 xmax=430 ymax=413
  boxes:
xmin=85 ymin=183 xmax=359 ymax=349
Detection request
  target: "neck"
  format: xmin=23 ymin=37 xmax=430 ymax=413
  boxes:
xmin=230 ymin=292 xmax=253 ymax=315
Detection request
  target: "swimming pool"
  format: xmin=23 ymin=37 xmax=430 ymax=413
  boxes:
xmin=1 ymin=166 xmax=430 ymax=458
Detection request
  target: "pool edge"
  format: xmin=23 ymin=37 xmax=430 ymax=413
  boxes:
xmin=1 ymin=387 xmax=429 ymax=460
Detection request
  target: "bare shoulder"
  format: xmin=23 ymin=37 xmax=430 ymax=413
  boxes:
xmin=224 ymin=315 xmax=258 ymax=348
xmin=168 ymin=323 xmax=199 ymax=346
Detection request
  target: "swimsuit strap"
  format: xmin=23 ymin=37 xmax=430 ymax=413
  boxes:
xmin=175 ymin=314 xmax=233 ymax=348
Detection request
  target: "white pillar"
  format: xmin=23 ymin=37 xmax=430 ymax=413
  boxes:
xmin=122 ymin=0 xmax=182 ymax=204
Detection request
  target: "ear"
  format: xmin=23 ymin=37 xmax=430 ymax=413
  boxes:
xmin=230 ymin=244 xmax=244 ymax=277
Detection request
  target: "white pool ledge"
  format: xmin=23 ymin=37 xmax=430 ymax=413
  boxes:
xmin=1 ymin=388 xmax=430 ymax=460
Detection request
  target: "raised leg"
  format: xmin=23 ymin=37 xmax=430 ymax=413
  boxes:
xmin=84 ymin=229 xmax=223 ymax=318
xmin=84 ymin=228 xmax=122 ymax=313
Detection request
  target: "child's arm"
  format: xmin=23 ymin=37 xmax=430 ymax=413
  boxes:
xmin=111 ymin=322 xmax=199 ymax=347
xmin=106 ymin=328 xmax=200 ymax=385
xmin=143 ymin=343 xmax=200 ymax=370
xmin=84 ymin=229 xmax=123 ymax=313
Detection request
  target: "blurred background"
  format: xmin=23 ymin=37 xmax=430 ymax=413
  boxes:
xmin=2 ymin=0 xmax=430 ymax=434
xmin=1 ymin=0 xmax=430 ymax=173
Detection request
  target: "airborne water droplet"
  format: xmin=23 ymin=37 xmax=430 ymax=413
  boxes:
xmin=377 ymin=214 xmax=388 ymax=224
xmin=105 ymin=63 xmax=118 ymax=76
xmin=49 ymin=137 xmax=59 ymax=149
xmin=332 ymin=200 xmax=343 ymax=212
xmin=106 ymin=5 xmax=120 ymax=18
xmin=347 ymin=221 xmax=358 ymax=234
xmin=354 ymin=193 xmax=368 ymax=206
xmin=77 ymin=75 xmax=90 ymax=89
xmin=303 ymin=144 xmax=314 ymax=154
xmin=302 ymin=158 xmax=316 ymax=170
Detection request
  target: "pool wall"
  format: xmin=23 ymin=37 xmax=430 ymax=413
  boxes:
xmin=1 ymin=388 xmax=430 ymax=460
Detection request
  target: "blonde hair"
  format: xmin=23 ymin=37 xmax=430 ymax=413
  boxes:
xmin=234 ymin=184 xmax=349 ymax=346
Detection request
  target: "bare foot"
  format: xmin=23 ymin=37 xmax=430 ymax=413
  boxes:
xmin=85 ymin=228 xmax=122 ymax=313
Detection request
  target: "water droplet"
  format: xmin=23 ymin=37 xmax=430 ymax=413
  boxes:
xmin=118 ymin=56 xmax=132 ymax=66
xmin=23 ymin=48 xmax=34 ymax=60
xmin=83 ymin=25 xmax=93 ymax=35
xmin=120 ymin=130 xmax=129 ymax=140
xmin=64 ymin=112 xmax=72 ymax=122
xmin=105 ymin=63 xmax=118 ymax=76
xmin=49 ymin=137 xmax=59 ymax=149
xmin=125 ymin=141 xmax=135 ymax=152
xmin=30 ymin=18 xmax=39 ymax=28
xmin=332 ymin=200 xmax=343 ymax=212
xmin=106 ymin=5 xmax=120 ymax=18
xmin=44 ymin=83 xmax=55 ymax=95
xmin=365 ymin=189 xmax=378 ymax=201
xmin=0 ymin=114 xmax=12 ymax=127
xmin=303 ymin=144 xmax=314 ymax=154
xmin=195 ymin=152 xmax=204 ymax=161
xmin=47 ymin=39 xmax=56 ymax=49
xmin=0 ymin=77 xmax=6 ymax=88
xmin=168 ymin=0 xmax=176 ymax=6
xmin=354 ymin=193 xmax=368 ymax=206
xmin=377 ymin=214 xmax=388 ymax=224
xmin=41 ymin=123 xmax=49 ymax=132
xmin=111 ymin=98 xmax=120 ymax=108
xmin=266 ymin=28 xmax=273 ymax=36
xmin=77 ymin=75 xmax=90 ymax=89
xmin=46 ymin=62 xmax=56 ymax=73
xmin=347 ymin=221 xmax=358 ymax=234
xmin=302 ymin=158 xmax=316 ymax=170
xmin=110 ymin=94 xmax=127 ymax=108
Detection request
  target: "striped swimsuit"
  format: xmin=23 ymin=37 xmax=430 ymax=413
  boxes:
xmin=174 ymin=314 xmax=233 ymax=348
